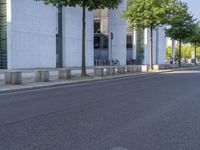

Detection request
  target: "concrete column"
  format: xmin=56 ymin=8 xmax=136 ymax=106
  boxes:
xmin=108 ymin=0 xmax=127 ymax=65
xmin=156 ymin=27 xmax=159 ymax=64
xmin=133 ymin=31 xmax=137 ymax=60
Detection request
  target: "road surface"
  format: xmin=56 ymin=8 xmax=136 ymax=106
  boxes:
xmin=0 ymin=70 xmax=200 ymax=150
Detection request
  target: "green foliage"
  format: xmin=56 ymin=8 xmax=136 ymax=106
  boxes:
xmin=35 ymin=0 xmax=120 ymax=10
xmin=121 ymin=0 xmax=179 ymax=69
xmin=196 ymin=47 xmax=200 ymax=60
xmin=166 ymin=46 xmax=172 ymax=59
xmin=182 ymin=44 xmax=192 ymax=59
xmin=121 ymin=0 xmax=179 ymax=30
xmin=165 ymin=1 xmax=197 ymax=41
xmin=186 ymin=24 xmax=200 ymax=46
xmin=166 ymin=45 xmax=200 ymax=60
xmin=165 ymin=1 xmax=197 ymax=66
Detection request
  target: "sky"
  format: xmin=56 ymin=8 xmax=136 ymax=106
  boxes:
xmin=182 ymin=0 xmax=200 ymax=19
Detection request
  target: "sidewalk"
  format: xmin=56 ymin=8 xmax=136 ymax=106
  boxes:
xmin=0 ymin=66 xmax=200 ymax=94
xmin=0 ymin=72 xmax=149 ymax=94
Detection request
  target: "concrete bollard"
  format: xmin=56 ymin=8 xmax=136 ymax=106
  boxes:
xmin=104 ymin=68 xmax=110 ymax=76
xmin=127 ymin=66 xmax=134 ymax=73
xmin=58 ymin=69 xmax=71 ymax=79
xmin=5 ymin=71 xmax=22 ymax=85
xmin=153 ymin=65 xmax=160 ymax=71
xmin=94 ymin=68 xmax=106 ymax=76
xmin=35 ymin=70 xmax=49 ymax=82
xmin=107 ymin=67 xmax=117 ymax=75
xmin=135 ymin=65 xmax=142 ymax=72
xmin=141 ymin=65 xmax=148 ymax=72
xmin=117 ymin=66 xmax=126 ymax=74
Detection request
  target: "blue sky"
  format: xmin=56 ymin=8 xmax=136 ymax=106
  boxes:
xmin=182 ymin=0 xmax=200 ymax=19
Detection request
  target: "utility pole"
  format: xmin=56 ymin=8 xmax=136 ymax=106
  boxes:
xmin=109 ymin=32 xmax=113 ymax=74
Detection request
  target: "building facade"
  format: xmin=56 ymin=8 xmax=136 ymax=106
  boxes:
xmin=94 ymin=1 xmax=166 ymax=66
xmin=0 ymin=0 xmax=166 ymax=70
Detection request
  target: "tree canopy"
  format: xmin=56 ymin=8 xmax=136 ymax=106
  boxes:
xmin=36 ymin=0 xmax=120 ymax=10
xmin=165 ymin=1 xmax=197 ymax=66
xmin=121 ymin=0 xmax=180 ymax=69
xmin=121 ymin=0 xmax=179 ymax=30
xmin=166 ymin=1 xmax=197 ymax=41
xmin=186 ymin=24 xmax=200 ymax=46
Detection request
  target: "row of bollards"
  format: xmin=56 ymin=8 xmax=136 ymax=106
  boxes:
xmin=4 ymin=69 xmax=72 ymax=85
xmin=94 ymin=65 xmax=148 ymax=76
xmin=4 ymin=63 xmax=197 ymax=85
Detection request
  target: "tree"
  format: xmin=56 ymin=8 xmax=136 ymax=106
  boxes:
xmin=166 ymin=46 xmax=172 ymax=60
xmin=166 ymin=1 xmax=197 ymax=67
xmin=36 ymin=0 xmax=121 ymax=77
xmin=185 ymin=24 xmax=200 ymax=65
xmin=121 ymin=0 xmax=179 ymax=70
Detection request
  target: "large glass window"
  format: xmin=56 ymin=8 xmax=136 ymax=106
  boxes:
xmin=94 ymin=19 xmax=100 ymax=33
xmin=94 ymin=9 xmax=109 ymax=61
xmin=136 ymin=29 xmax=144 ymax=64
xmin=126 ymin=34 xmax=133 ymax=49
xmin=94 ymin=35 xmax=101 ymax=48
xmin=0 ymin=0 xmax=7 ymax=69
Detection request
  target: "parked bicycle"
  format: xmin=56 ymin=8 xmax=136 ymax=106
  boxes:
xmin=110 ymin=59 xmax=120 ymax=66
xmin=94 ymin=59 xmax=120 ymax=66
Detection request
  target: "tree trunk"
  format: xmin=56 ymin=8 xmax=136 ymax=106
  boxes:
xmin=194 ymin=43 xmax=197 ymax=66
xmin=178 ymin=39 xmax=182 ymax=67
xmin=150 ymin=27 xmax=153 ymax=70
xmin=57 ymin=5 xmax=63 ymax=68
xmin=81 ymin=0 xmax=86 ymax=77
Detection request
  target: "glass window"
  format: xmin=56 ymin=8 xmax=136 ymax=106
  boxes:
xmin=94 ymin=19 xmax=100 ymax=33
xmin=102 ymin=34 xmax=108 ymax=48
xmin=0 ymin=0 xmax=7 ymax=69
xmin=136 ymin=29 xmax=144 ymax=64
xmin=126 ymin=34 xmax=133 ymax=48
xmin=94 ymin=35 xmax=101 ymax=48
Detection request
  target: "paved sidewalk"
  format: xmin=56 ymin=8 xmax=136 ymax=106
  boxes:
xmin=0 ymin=71 xmax=151 ymax=94
xmin=0 ymin=66 xmax=200 ymax=94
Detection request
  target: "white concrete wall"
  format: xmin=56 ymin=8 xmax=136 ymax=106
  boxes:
xmin=7 ymin=1 xmax=94 ymax=69
xmin=133 ymin=31 xmax=137 ymax=60
xmin=153 ymin=29 xmax=157 ymax=64
xmin=157 ymin=26 xmax=166 ymax=64
xmin=144 ymin=27 xmax=166 ymax=65
xmin=109 ymin=0 xmax=127 ymax=65
xmin=62 ymin=7 xmax=94 ymax=68
xmin=7 ymin=0 xmax=57 ymax=69
xmin=144 ymin=28 xmax=150 ymax=65
xmin=6 ymin=0 xmax=166 ymax=69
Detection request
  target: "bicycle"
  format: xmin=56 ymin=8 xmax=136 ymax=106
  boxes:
xmin=110 ymin=59 xmax=120 ymax=66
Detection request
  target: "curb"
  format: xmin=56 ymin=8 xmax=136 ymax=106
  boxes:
xmin=0 ymin=67 xmax=199 ymax=94
xmin=0 ymin=72 xmax=150 ymax=94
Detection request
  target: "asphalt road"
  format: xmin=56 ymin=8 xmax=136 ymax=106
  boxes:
xmin=0 ymin=70 xmax=200 ymax=150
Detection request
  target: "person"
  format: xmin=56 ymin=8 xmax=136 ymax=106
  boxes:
xmin=170 ymin=57 xmax=173 ymax=64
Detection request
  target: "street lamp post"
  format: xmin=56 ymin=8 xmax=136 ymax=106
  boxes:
xmin=109 ymin=32 xmax=114 ymax=74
